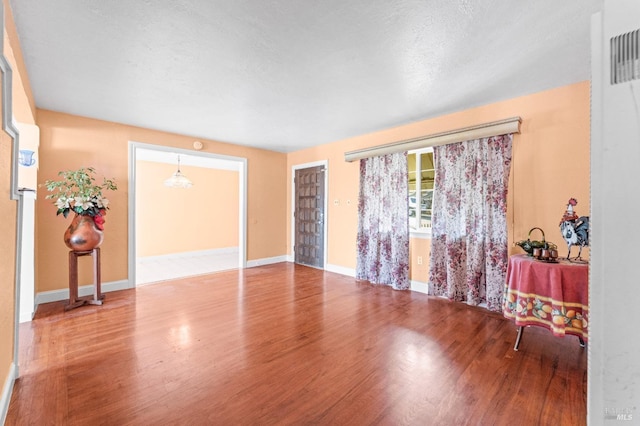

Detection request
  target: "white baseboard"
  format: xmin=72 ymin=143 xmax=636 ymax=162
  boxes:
xmin=325 ymin=264 xmax=356 ymax=277
xmin=34 ymin=279 xmax=130 ymax=305
xmin=281 ymin=259 xmax=356 ymax=277
xmin=246 ymin=255 xmax=288 ymax=268
xmin=323 ymin=265 xmax=429 ymax=294
xmin=324 ymin=267 xmax=429 ymax=294
xmin=19 ymin=306 xmax=34 ymax=323
xmin=278 ymin=259 xmax=357 ymax=279
xmin=137 ymin=247 xmax=238 ymax=263
xmin=411 ymin=280 xmax=429 ymax=294
xmin=0 ymin=362 xmax=17 ymax=425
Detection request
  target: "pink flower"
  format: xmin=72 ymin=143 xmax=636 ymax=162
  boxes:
xmin=94 ymin=214 xmax=106 ymax=231
xmin=568 ymin=198 xmax=578 ymax=206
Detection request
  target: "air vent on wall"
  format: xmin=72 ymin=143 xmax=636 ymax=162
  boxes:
xmin=611 ymin=29 xmax=640 ymax=85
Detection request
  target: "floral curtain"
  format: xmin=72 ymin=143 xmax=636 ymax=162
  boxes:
xmin=428 ymin=134 xmax=513 ymax=311
xmin=356 ymin=152 xmax=410 ymax=290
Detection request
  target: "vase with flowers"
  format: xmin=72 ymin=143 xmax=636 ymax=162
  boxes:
xmin=43 ymin=167 xmax=117 ymax=251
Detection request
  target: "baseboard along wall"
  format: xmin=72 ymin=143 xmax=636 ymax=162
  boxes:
xmin=32 ymin=257 xmax=429 ymax=308
xmin=246 ymin=255 xmax=288 ymax=268
xmin=35 ymin=280 xmax=130 ymax=306
xmin=0 ymin=362 xmax=18 ymax=425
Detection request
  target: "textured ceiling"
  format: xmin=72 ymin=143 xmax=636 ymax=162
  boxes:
xmin=9 ymin=0 xmax=601 ymax=152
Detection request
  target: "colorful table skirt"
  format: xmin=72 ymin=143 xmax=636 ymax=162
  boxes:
xmin=503 ymin=254 xmax=588 ymax=341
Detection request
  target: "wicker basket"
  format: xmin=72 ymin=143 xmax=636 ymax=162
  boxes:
xmin=515 ymin=227 xmax=558 ymax=260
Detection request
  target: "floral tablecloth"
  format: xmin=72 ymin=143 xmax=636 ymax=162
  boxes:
xmin=503 ymin=254 xmax=588 ymax=341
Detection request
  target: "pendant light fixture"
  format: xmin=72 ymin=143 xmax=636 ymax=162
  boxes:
xmin=164 ymin=154 xmax=193 ymax=188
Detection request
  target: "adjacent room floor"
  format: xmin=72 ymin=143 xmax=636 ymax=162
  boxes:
xmin=135 ymin=248 xmax=239 ymax=285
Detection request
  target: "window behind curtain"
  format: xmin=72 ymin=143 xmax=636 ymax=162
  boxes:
xmin=408 ymin=148 xmax=434 ymax=234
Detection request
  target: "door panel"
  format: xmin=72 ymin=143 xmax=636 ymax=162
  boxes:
xmin=294 ymin=166 xmax=325 ymax=268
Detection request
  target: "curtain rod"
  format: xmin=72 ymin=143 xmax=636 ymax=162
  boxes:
xmin=344 ymin=116 xmax=522 ymax=162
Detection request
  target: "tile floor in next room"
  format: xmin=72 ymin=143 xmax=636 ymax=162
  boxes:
xmin=136 ymin=248 xmax=240 ymax=285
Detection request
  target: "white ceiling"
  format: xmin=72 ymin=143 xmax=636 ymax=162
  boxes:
xmin=9 ymin=0 xmax=601 ymax=153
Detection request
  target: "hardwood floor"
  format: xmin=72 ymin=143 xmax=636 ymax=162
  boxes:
xmin=7 ymin=263 xmax=587 ymax=425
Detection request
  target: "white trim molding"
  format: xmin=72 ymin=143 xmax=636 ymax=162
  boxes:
xmin=128 ymin=141 xmax=248 ymax=288
xmin=35 ymin=279 xmax=130 ymax=305
xmin=325 ymin=263 xmax=356 ymax=277
xmin=325 ymin=266 xmax=429 ymax=295
xmin=246 ymin=256 xmax=288 ymax=268
xmin=0 ymin=49 xmax=20 ymax=200
xmin=410 ymin=280 xmax=429 ymax=294
xmin=0 ymin=362 xmax=17 ymax=425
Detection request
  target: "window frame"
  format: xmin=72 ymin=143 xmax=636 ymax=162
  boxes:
xmin=408 ymin=147 xmax=434 ymax=238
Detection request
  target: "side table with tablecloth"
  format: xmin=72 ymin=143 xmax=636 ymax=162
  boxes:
xmin=503 ymin=254 xmax=588 ymax=350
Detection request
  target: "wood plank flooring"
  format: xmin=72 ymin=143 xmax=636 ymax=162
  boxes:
xmin=7 ymin=263 xmax=587 ymax=425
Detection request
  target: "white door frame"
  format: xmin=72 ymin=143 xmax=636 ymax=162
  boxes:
xmin=290 ymin=160 xmax=328 ymax=268
xmin=128 ymin=141 xmax=247 ymax=287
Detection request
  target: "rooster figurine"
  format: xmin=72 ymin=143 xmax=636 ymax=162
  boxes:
xmin=559 ymin=198 xmax=589 ymax=260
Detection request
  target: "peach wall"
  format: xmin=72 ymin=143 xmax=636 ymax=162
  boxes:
xmin=1 ymin=0 xmax=35 ymax=404
xmin=35 ymin=110 xmax=287 ymax=292
xmin=286 ymin=81 xmax=591 ymax=278
xmin=3 ymin=4 xmax=36 ymax=124
xmin=136 ymin=161 xmax=239 ymax=257
xmin=0 ymin=105 xmax=17 ymax=410
xmin=409 ymin=238 xmax=431 ymax=283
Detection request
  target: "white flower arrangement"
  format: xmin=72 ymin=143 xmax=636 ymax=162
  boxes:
xmin=43 ymin=167 xmax=117 ymax=228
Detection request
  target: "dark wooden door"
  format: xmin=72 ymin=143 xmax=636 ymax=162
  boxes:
xmin=294 ymin=166 xmax=325 ymax=268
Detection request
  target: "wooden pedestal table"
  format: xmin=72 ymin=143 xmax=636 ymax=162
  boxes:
xmin=66 ymin=248 xmax=104 ymax=310
xmin=503 ymin=254 xmax=588 ymax=351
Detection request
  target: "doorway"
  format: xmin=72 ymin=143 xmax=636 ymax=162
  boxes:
xmin=292 ymin=162 xmax=327 ymax=268
xmin=128 ymin=142 xmax=247 ymax=286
